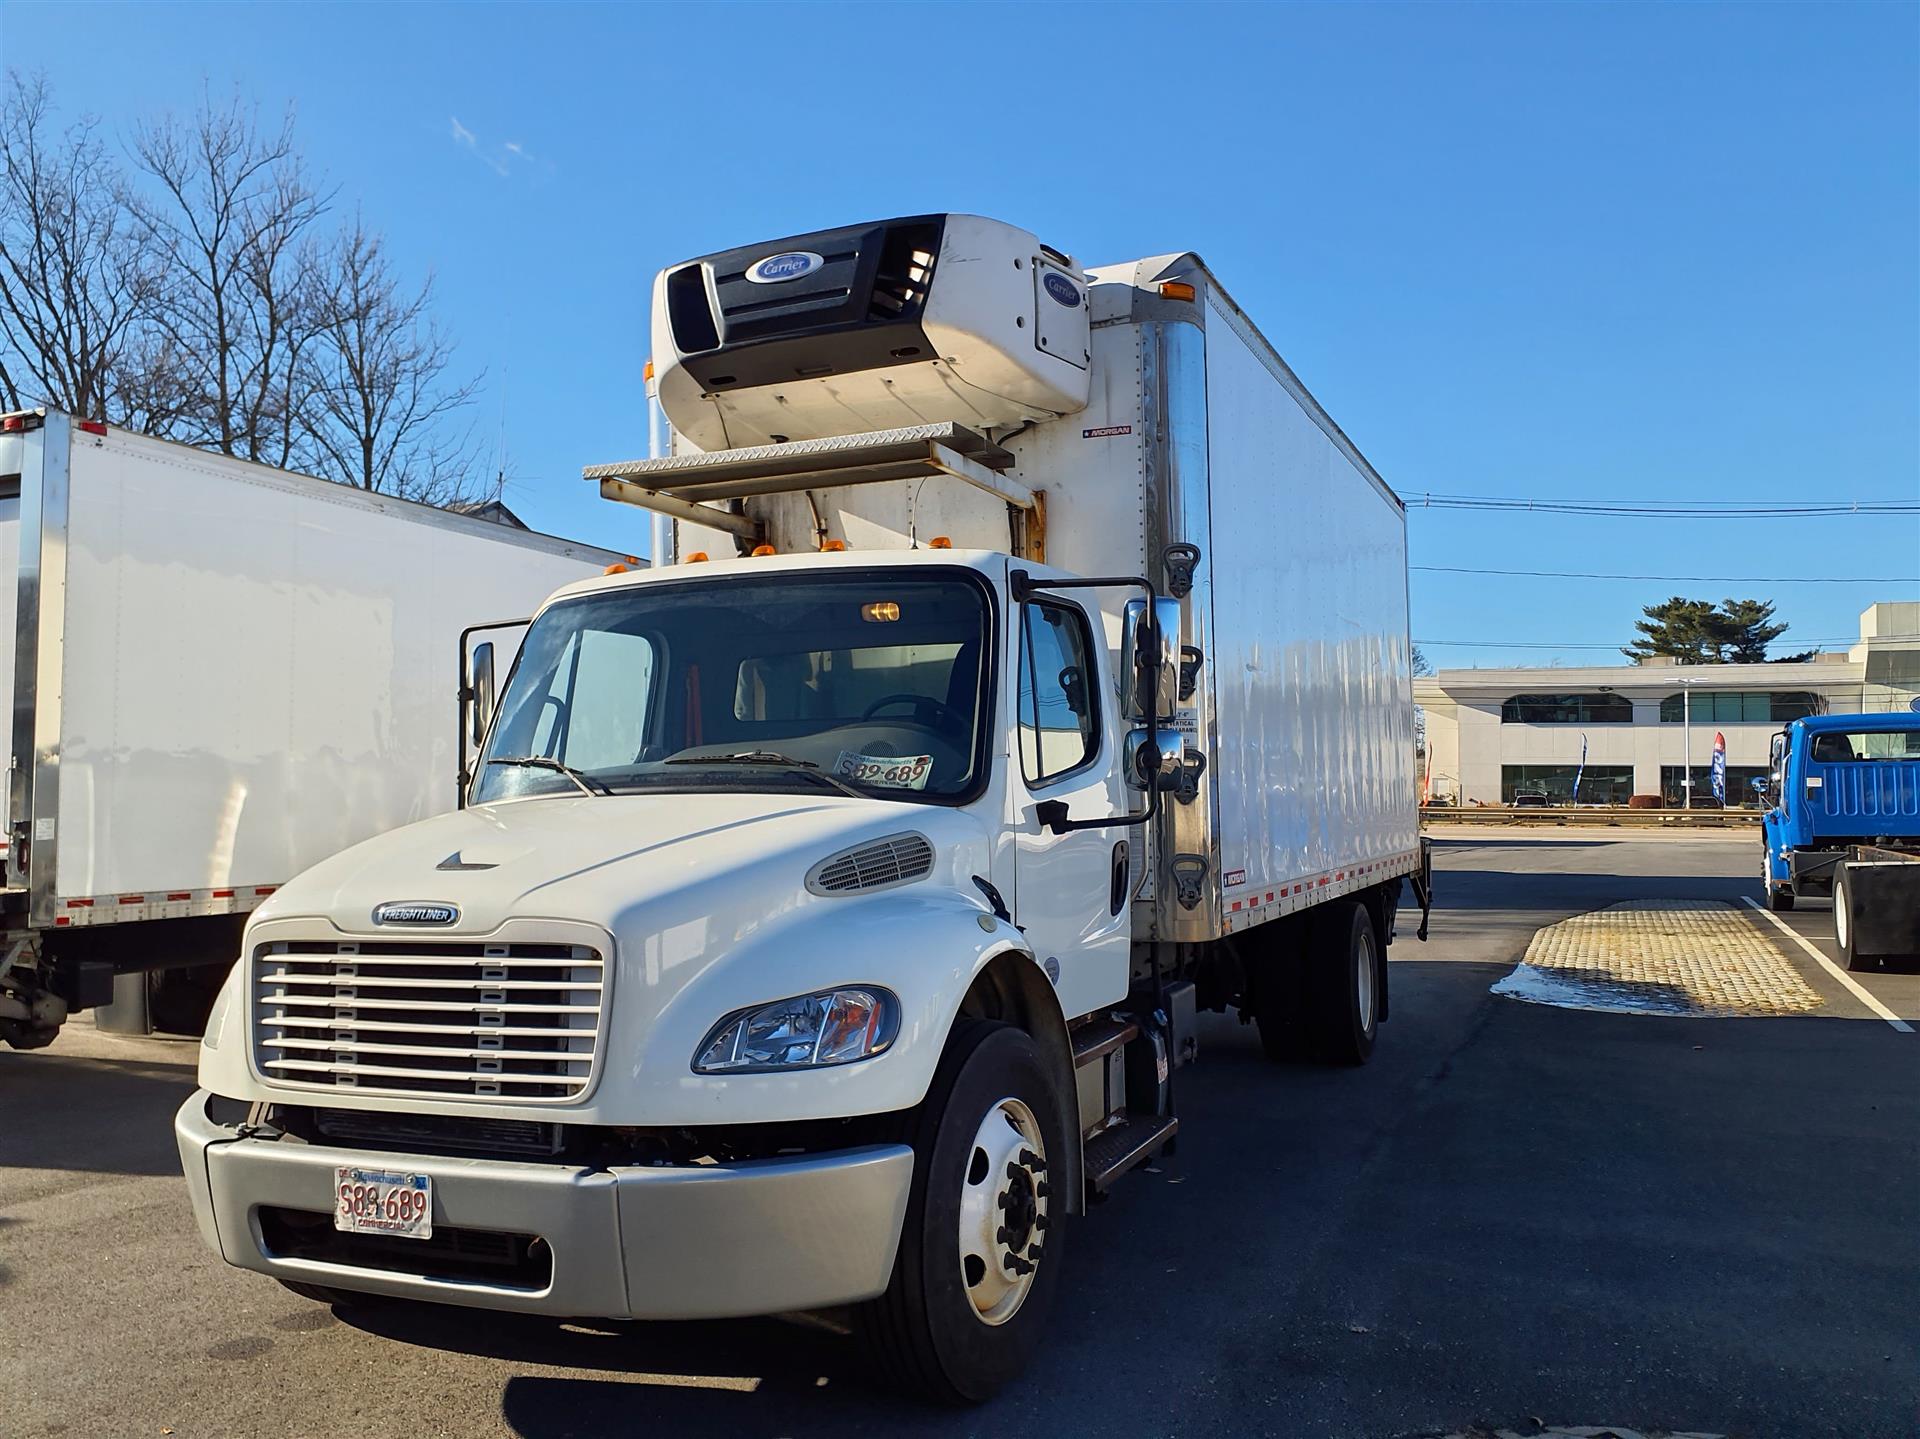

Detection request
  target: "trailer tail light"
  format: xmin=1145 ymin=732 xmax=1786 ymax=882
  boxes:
xmin=1 ymin=413 xmax=42 ymax=433
xmin=77 ymin=420 xmax=107 ymax=436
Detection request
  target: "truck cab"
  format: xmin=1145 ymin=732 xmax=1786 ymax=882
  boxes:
xmin=175 ymin=213 xmax=1426 ymax=1402
xmin=1762 ymin=713 xmax=1920 ymax=905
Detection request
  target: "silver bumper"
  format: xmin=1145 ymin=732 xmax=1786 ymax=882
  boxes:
xmin=174 ymin=1089 xmax=913 ymax=1320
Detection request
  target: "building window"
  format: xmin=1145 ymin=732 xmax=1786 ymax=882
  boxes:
xmin=1499 ymin=693 xmax=1633 ymax=724
xmin=1659 ymin=764 xmax=1770 ymax=807
xmin=1657 ymin=691 xmax=1822 ymax=724
xmin=1501 ymin=764 xmax=1635 ymax=803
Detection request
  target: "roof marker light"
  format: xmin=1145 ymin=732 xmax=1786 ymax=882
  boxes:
xmin=1159 ymin=281 xmax=1196 ymax=302
xmin=686 ymin=551 xmax=710 ymax=563
xmin=751 ymin=544 xmax=777 ymax=557
xmin=822 ymin=539 xmax=848 ymax=552
xmin=928 ymin=535 xmax=953 ymax=549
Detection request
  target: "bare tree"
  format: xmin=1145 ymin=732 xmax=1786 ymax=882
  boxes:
xmin=0 ymin=73 xmax=162 ymax=417
xmin=304 ymin=216 xmax=490 ymax=505
xmin=2 ymin=79 xmax=489 ymax=511
xmin=127 ymin=90 xmax=328 ymax=466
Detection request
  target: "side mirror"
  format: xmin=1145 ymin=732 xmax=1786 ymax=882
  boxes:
xmin=470 ymin=641 xmax=496 ymax=748
xmin=1124 ymin=727 xmax=1187 ymax=791
xmin=1120 ymin=597 xmax=1180 ymax=721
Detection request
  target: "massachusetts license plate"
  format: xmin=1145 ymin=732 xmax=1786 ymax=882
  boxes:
xmin=334 ymin=1166 xmax=433 ymax=1240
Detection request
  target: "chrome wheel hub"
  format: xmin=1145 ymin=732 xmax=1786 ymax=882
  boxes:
xmin=956 ymin=1096 xmax=1048 ymax=1326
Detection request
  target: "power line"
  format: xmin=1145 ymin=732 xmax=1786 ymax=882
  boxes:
xmin=1407 ymin=492 xmax=1920 ymax=518
xmin=1414 ymin=564 xmax=1919 ymax=585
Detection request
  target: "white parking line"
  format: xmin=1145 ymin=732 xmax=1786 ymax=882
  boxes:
xmin=1740 ymin=897 xmax=1915 ymax=1033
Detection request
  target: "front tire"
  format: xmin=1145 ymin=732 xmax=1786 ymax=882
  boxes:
xmin=276 ymin=1279 xmax=392 ymax=1309
xmin=1764 ymin=845 xmax=1795 ymax=911
xmin=857 ymin=1019 xmax=1066 ymax=1404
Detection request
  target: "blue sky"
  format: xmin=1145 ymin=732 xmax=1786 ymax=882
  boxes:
xmin=6 ymin=1 xmax=1916 ymax=668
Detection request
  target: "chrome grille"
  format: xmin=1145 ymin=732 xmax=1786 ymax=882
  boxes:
xmin=252 ymin=939 xmax=604 ymax=1101
xmin=807 ymin=833 xmax=935 ymax=895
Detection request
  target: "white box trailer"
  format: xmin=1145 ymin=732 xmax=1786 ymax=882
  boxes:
xmin=0 ymin=411 xmax=631 ymax=1045
xmin=177 ymin=215 xmax=1429 ymax=1403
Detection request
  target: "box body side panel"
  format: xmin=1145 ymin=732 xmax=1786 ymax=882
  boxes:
xmin=50 ymin=431 xmax=608 ymax=905
xmin=1201 ymin=293 xmax=1417 ymax=914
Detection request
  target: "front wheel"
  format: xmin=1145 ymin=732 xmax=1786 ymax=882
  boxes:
xmin=857 ymin=1020 xmax=1066 ymax=1404
xmin=1764 ymin=845 xmax=1795 ymax=911
xmin=276 ymin=1279 xmax=393 ymax=1309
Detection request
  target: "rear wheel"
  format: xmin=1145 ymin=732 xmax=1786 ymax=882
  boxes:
xmin=857 ymin=1020 xmax=1065 ymax=1404
xmin=1834 ymin=867 xmax=1871 ymax=972
xmin=1307 ymin=901 xmax=1380 ymax=1066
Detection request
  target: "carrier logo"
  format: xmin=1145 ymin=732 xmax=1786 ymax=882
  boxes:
xmin=1042 ymin=272 xmax=1082 ymax=308
xmin=372 ymin=901 xmax=459 ymax=926
xmin=746 ymin=250 xmax=825 ymax=284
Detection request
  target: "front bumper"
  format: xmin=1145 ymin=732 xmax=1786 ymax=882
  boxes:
xmin=174 ymin=1090 xmax=913 ymax=1319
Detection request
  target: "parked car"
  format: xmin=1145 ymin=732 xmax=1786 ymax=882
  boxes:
xmin=1512 ymin=791 xmax=1552 ymax=808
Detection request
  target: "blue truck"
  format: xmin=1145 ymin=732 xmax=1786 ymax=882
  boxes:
xmin=1761 ymin=712 xmax=1920 ymax=970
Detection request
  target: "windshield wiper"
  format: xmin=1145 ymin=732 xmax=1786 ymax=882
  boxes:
xmin=665 ymin=750 xmax=869 ymax=799
xmin=485 ymin=755 xmax=612 ymax=796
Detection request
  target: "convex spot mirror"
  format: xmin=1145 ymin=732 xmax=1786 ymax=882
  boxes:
xmin=470 ymin=641 xmax=496 ymax=748
xmin=1124 ymin=727 xmax=1187 ymax=792
xmin=1120 ymin=597 xmax=1180 ymax=721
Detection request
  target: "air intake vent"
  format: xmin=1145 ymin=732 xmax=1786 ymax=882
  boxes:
xmin=867 ymin=221 xmax=941 ymax=323
xmin=807 ymin=833 xmax=935 ymax=896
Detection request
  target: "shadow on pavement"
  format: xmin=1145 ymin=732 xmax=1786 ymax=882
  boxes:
xmin=0 ymin=1048 xmax=196 ymax=1177
xmin=339 ymin=1303 xmax=947 ymax=1433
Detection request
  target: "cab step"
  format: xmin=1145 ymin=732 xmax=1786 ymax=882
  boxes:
xmin=1083 ymin=1111 xmax=1179 ymax=1193
xmin=1070 ymin=1014 xmax=1138 ymax=1068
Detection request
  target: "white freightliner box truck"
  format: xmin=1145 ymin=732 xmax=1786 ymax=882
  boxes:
xmin=176 ymin=215 xmax=1430 ymax=1402
xmin=0 ymin=411 xmax=632 ymax=1046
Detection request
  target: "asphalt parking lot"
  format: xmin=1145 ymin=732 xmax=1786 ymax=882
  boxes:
xmin=3 ymin=830 xmax=1914 ymax=1438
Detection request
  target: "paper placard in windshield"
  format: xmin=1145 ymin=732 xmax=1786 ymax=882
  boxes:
xmin=834 ymin=751 xmax=933 ymax=791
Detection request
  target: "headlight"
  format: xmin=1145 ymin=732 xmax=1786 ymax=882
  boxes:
xmin=693 ymin=987 xmax=899 ymax=1074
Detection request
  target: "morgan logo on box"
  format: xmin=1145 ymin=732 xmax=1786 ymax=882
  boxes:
xmin=746 ymin=250 xmax=825 ymax=284
xmin=372 ymin=901 xmax=459 ymax=926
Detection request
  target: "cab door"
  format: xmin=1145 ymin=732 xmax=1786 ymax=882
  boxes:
xmin=1008 ymin=592 xmax=1131 ymax=1021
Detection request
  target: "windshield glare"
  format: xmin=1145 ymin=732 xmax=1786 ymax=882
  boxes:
xmin=471 ymin=571 xmax=993 ymax=805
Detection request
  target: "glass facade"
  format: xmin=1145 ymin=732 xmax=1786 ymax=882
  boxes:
xmin=1501 ymin=764 xmax=1636 ymax=804
xmin=1659 ymin=764 xmax=1769 ymax=807
xmin=1501 ymin=693 xmax=1633 ymax=724
xmin=1657 ymin=691 xmax=1821 ymax=724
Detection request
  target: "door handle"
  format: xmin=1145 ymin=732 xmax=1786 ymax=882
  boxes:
xmin=1109 ymin=840 xmax=1130 ymax=916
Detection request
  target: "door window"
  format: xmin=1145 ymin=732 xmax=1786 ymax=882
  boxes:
xmin=1018 ymin=601 xmax=1098 ymax=785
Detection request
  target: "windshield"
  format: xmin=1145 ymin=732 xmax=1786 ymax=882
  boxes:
xmin=471 ymin=569 xmax=994 ymax=805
